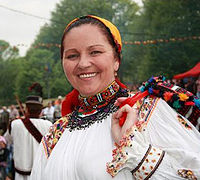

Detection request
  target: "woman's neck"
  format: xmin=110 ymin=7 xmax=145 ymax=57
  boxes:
xmin=78 ymin=80 xmax=119 ymax=107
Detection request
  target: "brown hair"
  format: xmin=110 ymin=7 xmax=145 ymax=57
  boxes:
xmin=26 ymin=104 xmax=42 ymax=118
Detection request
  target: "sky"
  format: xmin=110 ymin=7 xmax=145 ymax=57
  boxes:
xmin=0 ymin=0 xmax=142 ymax=56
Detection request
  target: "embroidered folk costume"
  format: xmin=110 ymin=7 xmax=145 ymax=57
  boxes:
xmin=30 ymin=15 xmax=200 ymax=180
xmin=9 ymin=96 xmax=52 ymax=180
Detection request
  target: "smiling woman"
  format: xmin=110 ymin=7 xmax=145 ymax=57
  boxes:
xmin=62 ymin=24 xmax=119 ymax=97
xmin=30 ymin=15 xmax=200 ymax=180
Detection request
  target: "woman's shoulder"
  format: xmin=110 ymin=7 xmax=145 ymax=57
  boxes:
xmin=41 ymin=114 xmax=71 ymax=158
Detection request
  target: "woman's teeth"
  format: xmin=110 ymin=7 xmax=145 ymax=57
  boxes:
xmin=79 ymin=73 xmax=96 ymax=78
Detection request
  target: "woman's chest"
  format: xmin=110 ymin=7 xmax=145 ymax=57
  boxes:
xmin=45 ymin=120 xmax=115 ymax=180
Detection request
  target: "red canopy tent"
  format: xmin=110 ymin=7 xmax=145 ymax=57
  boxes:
xmin=173 ymin=62 xmax=200 ymax=79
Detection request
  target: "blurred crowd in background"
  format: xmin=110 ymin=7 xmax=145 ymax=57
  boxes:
xmin=174 ymin=76 xmax=200 ymax=99
xmin=0 ymin=95 xmax=63 ymax=179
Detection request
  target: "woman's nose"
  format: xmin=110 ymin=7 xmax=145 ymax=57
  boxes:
xmin=77 ymin=54 xmax=91 ymax=68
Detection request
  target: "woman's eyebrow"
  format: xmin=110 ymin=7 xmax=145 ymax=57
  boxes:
xmin=88 ymin=44 xmax=104 ymax=48
xmin=63 ymin=48 xmax=77 ymax=53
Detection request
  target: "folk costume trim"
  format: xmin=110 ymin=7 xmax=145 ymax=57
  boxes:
xmin=136 ymin=96 xmax=159 ymax=123
xmin=177 ymin=169 xmax=197 ymax=180
xmin=132 ymin=146 xmax=165 ymax=180
xmin=78 ymin=81 xmax=120 ymax=115
xmin=106 ymin=124 xmax=165 ymax=178
xmin=68 ymin=85 xmax=128 ymax=131
xmin=139 ymin=76 xmax=200 ymax=129
xmin=177 ymin=114 xmax=192 ymax=130
xmin=42 ymin=116 xmax=70 ymax=158
xmin=64 ymin=81 xmax=128 ymax=131
xmin=14 ymin=167 xmax=31 ymax=176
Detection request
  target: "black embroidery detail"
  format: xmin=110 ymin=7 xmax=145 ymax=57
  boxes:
xmin=67 ymin=88 xmax=128 ymax=131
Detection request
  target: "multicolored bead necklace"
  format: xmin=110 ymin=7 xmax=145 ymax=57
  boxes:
xmin=67 ymin=81 xmax=129 ymax=131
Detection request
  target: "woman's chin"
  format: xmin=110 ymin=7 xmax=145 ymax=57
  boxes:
xmin=79 ymin=90 xmax=98 ymax=97
xmin=77 ymin=79 xmax=114 ymax=97
xmin=78 ymin=86 xmax=101 ymax=97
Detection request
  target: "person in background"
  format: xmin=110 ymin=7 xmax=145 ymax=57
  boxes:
xmin=30 ymin=15 xmax=200 ymax=180
xmin=184 ymin=77 xmax=195 ymax=94
xmin=0 ymin=136 xmax=9 ymax=180
xmin=4 ymin=129 xmax=14 ymax=180
xmin=0 ymin=106 xmax=10 ymax=135
xmin=9 ymin=106 xmax=19 ymax=121
xmin=51 ymin=100 xmax=55 ymax=108
xmin=195 ymin=75 xmax=200 ymax=132
xmin=196 ymin=75 xmax=200 ymax=99
xmin=41 ymin=101 xmax=55 ymax=123
xmin=7 ymin=95 xmax=52 ymax=180
xmin=54 ymin=96 xmax=63 ymax=120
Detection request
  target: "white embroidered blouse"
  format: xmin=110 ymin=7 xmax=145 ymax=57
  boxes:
xmin=30 ymin=96 xmax=200 ymax=180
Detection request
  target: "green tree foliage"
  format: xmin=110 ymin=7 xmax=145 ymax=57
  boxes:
xmin=0 ymin=40 xmax=20 ymax=105
xmin=32 ymin=0 xmax=139 ymax=60
xmin=129 ymin=0 xmax=200 ymax=81
xmin=0 ymin=40 xmax=19 ymax=61
xmin=1 ymin=0 xmax=200 ymax=105
xmin=0 ymin=58 xmax=22 ymax=105
xmin=16 ymin=49 xmax=64 ymax=100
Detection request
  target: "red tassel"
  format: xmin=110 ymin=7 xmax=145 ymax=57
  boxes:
xmin=185 ymin=101 xmax=195 ymax=106
xmin=115 ymin=77 xmax=127 ymax=89
xmin=61 ymin=89 xmax=79 ymax=116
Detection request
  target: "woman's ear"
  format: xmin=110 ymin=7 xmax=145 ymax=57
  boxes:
xmin=114 ymin=59 xmax=120 ymax=72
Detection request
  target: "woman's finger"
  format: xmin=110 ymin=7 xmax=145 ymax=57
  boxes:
xmin=112 ymin=112 xmax=119 ymax=124
xmin=114 ymin=97 xmax=128 ymax=106
xmin=124 ymin=107 xmax=137 ymax=125
xmin=115 ymin=104 xmax=133 ymax=118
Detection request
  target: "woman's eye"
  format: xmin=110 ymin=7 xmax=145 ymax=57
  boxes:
xmin=90 ymin=51 xmax=102 ymax=55
xmin=66 ymin=54 xmax=79 ymax=59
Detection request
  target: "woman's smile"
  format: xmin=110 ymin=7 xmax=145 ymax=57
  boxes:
xmin=78 ymin=72 xmax=97 ymax=79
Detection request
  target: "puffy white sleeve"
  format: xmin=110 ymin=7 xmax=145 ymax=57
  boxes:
xmin=107 ymin=98 xmax=200 ymax=179
xmin=30 ymin=141 xmax=48 ymax=180
xmin=30 ymin=117 xmax=68 ymax=180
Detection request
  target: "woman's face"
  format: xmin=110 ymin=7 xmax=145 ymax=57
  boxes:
xmin=62 ymin=24 xmax=119 ymax=97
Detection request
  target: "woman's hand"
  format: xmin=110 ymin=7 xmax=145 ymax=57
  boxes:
xmin=111 ymin=97 xmax=138 ymax=145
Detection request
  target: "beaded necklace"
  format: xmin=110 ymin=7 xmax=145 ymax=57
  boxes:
xmin=67 ymin=81 xmax=129 ymax=131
